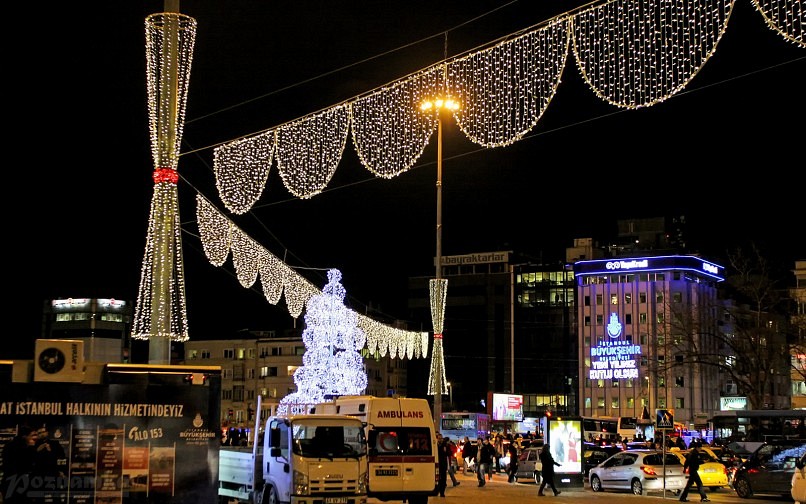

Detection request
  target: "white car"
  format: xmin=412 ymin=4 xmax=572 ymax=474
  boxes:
xmin=792 ymin=453 xmax=806 ymax=504
xmin=589 ymin=449 xmax=687 ymax=495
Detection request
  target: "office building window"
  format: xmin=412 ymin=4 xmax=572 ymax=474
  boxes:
xmin=271 ymin=347 xmax=282 ymax=356
xmin=585 ymin=316 xmax=591 ymax=327
xmin=585 ymin=397 xmax=592 ymax=409
xmin=673 ymin=292 xmax=682 ymax=303
xmin=627 ymin=397 xmax=634 ymax=408
xmin=585 ymin=295 xmax=590 ymax=306
xmin=597 ymin=398 xmax=605 ymax=408
xmin=596 ymin=314 xmax=603 ymax=324
xmin=625 ymin=314 xmax=632 ymax=324
xmin=224 ymin=349 xmax=234 ymax=359
xmin=658 ymin=398 xmax=666 ymax=408
xmin=626 ymin=379 xmax=633 ymax=388
xmin=611 ymin=398 xmax=619 ymax=408
xmin=675 ymin=397 xmax=685 ymax=409
xmin=639 ymin=292 xmax=647 ymax=303
xmin=222 ymin=389 xmax=232 ymax=400
xmin=611 ymin=294 xmax=618 ymax=305
xmin=656 ymin=292 xmax=664 ymax=303
xmin=657 ymin=313 xmax=665 ymax=324
xmin=612 ymin=380 xmax=619 ymax=388
xmin=597 ymin=379 xmax=604 ymax=388
xmin=639 ymin=313 xmax=647 ymax=324
xmin=675 ymin=376 xmax=684 ymax=387
xmin=295 ymin=346 xmax=305 ymax=355
xmin=640 ymin=333 xmax=647 ymax=345
xmin=641 ymin=356 xmax=648 ymax=367
xmin=201 ymin=350 xmax=210 ymax=359
xmin=625 ymin=293 xmax=632 ymax=304
xmin=658 ymin=376 xmax=666 ymax=387
xmin=596 ymin=294 xmax=603 ymax=305
xmin=188 ymin=350 xmax=198 ymax=359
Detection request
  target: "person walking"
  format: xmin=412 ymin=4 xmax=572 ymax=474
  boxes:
xmin=445 ymin=437 xmax=460 ymax=487
xmin=679 ymin=443 xmax=710 ymax=502
xmin=506 ymin=436 xmax=519 ymax=483
xmin=436 ymin=433 xmax=449 ymax=497
xmin=476 ymin=438 xmax=495 ymax=486
xmin=537 ymin=443 xmax=561 ymax=496
xmin=462 ymin=436 xmax=475 ymax=474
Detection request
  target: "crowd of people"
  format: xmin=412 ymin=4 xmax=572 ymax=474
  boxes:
xmin=435 ymin=431 xmax=545 ymax=496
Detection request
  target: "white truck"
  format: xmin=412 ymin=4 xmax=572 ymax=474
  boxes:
xmin=311 ymin=396 xmax=438 ymax=504
xmin=219 ymin=397 xmax=368 ymax=504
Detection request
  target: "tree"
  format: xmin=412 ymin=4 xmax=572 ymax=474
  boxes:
xmin=663 ymin=244 xmax=791 ymax=410
xmin=278 ymin=269 xmax=368 ymax=416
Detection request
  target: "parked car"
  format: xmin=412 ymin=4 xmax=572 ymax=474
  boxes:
xmin=672 ymin=449 xmax=729 ymax=490
xmin=792 ymin=452 xmax=806 ymax=504
xmin=513 ymin=445 xmax=543 ymax=484
xmin=589 ymin=449 xmax=687 ymax=495
xmin=701 ymin=445 xmax=743 ymax=486
xmin=582 ymin=443 xmax=622 ymax=479
xmin=732 ymin=439 xmax=806 ymax=498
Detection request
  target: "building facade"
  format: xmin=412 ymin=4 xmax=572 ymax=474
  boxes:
xmin=41 ymin=297 xmax=133 ymax=363
xmin=792 ymin=260 xmax=806 ymax=410
xmin=182 ymin=330 xmax=409 ymax=428
xmin=575 ymin=255 xmax=725 ymax=427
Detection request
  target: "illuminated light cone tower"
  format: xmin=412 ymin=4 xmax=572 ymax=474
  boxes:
xmin=132 ymin=4 xmax=196 ymax=363
xmin=420 ymin=71 xmax=459 ymax=427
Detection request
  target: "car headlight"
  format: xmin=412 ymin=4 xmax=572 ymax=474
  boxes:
xmin=293 ymin=469 xmax=309 ymax=495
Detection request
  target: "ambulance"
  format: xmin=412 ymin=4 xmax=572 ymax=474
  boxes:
xmin=312 ymin=396 xmax=438 ymax=504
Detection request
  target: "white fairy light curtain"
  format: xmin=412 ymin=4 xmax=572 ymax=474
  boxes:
xmin=211 ymin=0 xmax=801 ymax=214
xmin=195 ymin=194 xmax=429 ymax=355
xmin=132 ymin=13 xmax=197 ymax=342
xmin=427 ymin=279 xmax=449 ymax=396
xmin=751 ymin=0 xmax=805 ymax=46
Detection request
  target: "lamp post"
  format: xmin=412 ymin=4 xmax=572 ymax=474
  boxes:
xmin=446 ymin=381 xmax=453 ymax=409
xmin=420 ymin=96 xmax=459 ymax=429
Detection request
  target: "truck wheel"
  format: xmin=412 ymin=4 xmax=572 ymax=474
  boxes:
xmin=259 ymin=486 xmax=278 ymax=504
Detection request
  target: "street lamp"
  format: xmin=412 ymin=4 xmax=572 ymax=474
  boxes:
xmin=446 ymin=381 xmax=453 ymax=409
xmin=420 ymin=95 xmax=459 ymax=430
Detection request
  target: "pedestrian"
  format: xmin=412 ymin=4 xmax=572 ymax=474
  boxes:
xmin=506 ymin=436 xmax=519 ymax=483
xmin=445 ymin=437 xmax=460 ymax=487
xmin=476 ymin=438 xmax=495 ymax=487
xmin=1 ymin=424 xmax=38 ymax=503
xmin=493 ymin=434 xmax=504 ymax=473
xmin=436 ymin=433 xmax=449 ymax=497
xmin=462 ymin=436 xmax=475 ymax=473
xmin=679 ymin=443 xmax=710 ymax=502
xmin=537 ymin=443 xmax=561 ymax=496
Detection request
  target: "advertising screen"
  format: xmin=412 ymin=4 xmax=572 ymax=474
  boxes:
xmin=547 ymin=418 xmax=582 ymax=475
xmin=490 ymin=393 xmax=523 ymax=422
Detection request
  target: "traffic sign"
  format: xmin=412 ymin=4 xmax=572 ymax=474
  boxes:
xmin=656 ymin=408 xmax=674 ymax=429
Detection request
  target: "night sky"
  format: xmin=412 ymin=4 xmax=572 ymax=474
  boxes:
xmin=8 ymin=1 xmax=804 ymax=360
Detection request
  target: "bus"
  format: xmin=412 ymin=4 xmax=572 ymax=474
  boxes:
xmin=582 ymin=416 xmax=640 ymax=443
xmin=439 ymin=411 xmax=491 ymax=443
xmin=710 ymin=410 xmax=806 ymax=443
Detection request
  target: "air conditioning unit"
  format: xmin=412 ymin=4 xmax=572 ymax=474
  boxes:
xmin=34 ymin=339 xmax=85 ymax=383
xmin=725 ymin=383 xmax=737 ymax=395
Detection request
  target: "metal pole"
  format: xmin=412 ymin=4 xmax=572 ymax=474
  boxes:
xmin=433 ymin=112 xmax=443 ymax=429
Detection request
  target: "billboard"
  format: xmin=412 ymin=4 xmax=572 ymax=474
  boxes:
xmin=488 ymin=393 xmax=523 ymax=422
xmin=0 ymin=362 xmax=221 ymax=504
xmin=547 ymin=418 xmax=582 ymax=475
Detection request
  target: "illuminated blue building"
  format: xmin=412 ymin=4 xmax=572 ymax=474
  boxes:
xmin=575 ymin=254 xmax=725 ymax=429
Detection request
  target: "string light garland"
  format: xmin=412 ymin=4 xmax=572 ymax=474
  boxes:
xmin=132 ymin=12 xmax=197 ymax=344
xmin=210 ymin=0 xmax=800 ymax=214
xmin=750 ymin=0 xmax=805 ymax=46
xmin=427 ymin=279 xmax=449 ymax=396
xmin=277 ymin=269 xmax=368 ymax=416
xmin=213 ymin=129 xmax=276 ymax=215
xmin=449 ymin=17 xmax=570 ymax=147
xmin=195 ymin=194 xmax=429 ymax=354
xmin=572 ymin=0 xmax=734 ymax=109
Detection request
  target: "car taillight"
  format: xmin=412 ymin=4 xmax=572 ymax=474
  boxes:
xmin=641 ymin=465 xmax=658 ymax=476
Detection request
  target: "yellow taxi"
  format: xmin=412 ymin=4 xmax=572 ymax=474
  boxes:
xmin=673 ymin=448 xmax=730 ymax=490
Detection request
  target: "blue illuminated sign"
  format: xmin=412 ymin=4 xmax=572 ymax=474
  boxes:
xmin=575 ymin=255 xmax=724 ymax=282
xmin=589 ymin=313 xmax=640 ymax=380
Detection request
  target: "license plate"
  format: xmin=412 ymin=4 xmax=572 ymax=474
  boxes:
xmin=325 ymin=498 xmax=348 ymax=504
xmin=375 ymin=469 xmax=399 ymax=476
